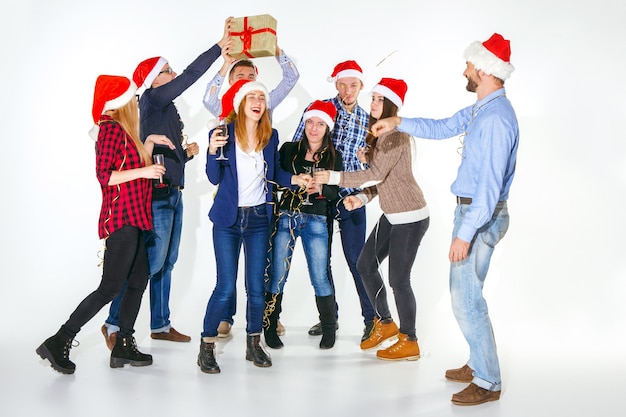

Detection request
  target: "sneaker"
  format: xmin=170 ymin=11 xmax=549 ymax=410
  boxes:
xmin=276 ymin=320 xmax=286 ymax=336
xmin=445 ymin=364 xmax=474 ymax=382
xmin=376 ymin=333 xmax=420 ymax=361
xmin=360 ymin=318 xmax=399 ymax=350
xmin=217 ymin=321 xmax=232 ymax=338
xmin=100 ymin=325 xmax=116 ymax=351
xmin=451 ymin=383 xmax=500 ymax=406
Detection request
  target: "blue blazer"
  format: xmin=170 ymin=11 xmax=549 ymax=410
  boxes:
xmin=206 ymin=122 xmax=294 ymax=228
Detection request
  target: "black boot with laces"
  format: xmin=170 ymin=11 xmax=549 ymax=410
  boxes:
xmin=110 ymin=334 xmax=153 ymax=368
xmin=36 ymin=326 xmax=77 ymax=374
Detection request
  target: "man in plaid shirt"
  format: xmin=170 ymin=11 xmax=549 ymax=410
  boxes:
xmin=292 ymin=60 xmax=376 ymax=342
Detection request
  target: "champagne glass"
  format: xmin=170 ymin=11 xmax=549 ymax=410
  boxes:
xmin=301 ymin=166 xmax=313 ymax=206
xmin=314 ymin=167 xmax=326 ymax=199
xmin=153 ymin=154 xmax=167 ymax=188
xmin=215 ymin=122 xmax=229 ymax=161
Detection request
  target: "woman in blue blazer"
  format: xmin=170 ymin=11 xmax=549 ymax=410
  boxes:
xmin=198 ymin=80 xmax=304 ymax=374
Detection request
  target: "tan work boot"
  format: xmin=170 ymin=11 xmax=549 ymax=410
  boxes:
xmin=445 ymin=364 xmax=474 ymax=382
xmin=360 ymin=318 xmax=399 ymax=350
xmin=376 ymin=333 xmax=420 ymax=361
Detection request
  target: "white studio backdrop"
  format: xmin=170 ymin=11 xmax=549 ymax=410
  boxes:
xmin=2 ymin=0 xmax=625 ymax=363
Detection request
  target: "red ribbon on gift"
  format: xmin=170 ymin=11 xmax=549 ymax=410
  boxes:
xmin=230 ymin=17 xmax=276 ymax=58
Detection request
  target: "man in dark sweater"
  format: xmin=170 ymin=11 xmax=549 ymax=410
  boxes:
xmin=101 ymin=20 xmax=232 ymax=347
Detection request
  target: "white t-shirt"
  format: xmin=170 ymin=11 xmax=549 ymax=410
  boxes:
xmin=236 ymin=143 xmax=266 ymax=207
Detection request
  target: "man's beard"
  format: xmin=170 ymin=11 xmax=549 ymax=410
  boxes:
xmin=465 ymin=77 xmax=478 ymax=92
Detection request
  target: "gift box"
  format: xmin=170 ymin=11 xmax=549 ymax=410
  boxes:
xmin=229 ymin=14 xmax=277 ymax=59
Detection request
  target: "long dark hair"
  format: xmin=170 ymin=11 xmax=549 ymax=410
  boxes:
xmin=365 ymin=97 xmax=398 ymax=163
xmin=294 ymin=126 xmax=336 ymax=171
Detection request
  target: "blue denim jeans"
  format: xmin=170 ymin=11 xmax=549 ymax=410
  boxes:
xmin=336 ymin=204 xmax=375 ymax=324
xmin=106 ymin=189 xmax=183 ymax=332
xmin=268 ymin=211 xmax=333 ymax=297
xmin=450 ymin=201 xmax=509 ymax=391
xmin=202 ymin=205 xmax=269 ymax=337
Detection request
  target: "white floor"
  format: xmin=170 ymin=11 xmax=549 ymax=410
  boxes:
xmin=6 ymin=306 xmax=624 ymax=417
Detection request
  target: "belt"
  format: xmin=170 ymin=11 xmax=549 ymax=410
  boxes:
xmin=172 ymin=185 xmax=183 ymax=191
xmin=456 ymin=196 xmax=472 ymax=205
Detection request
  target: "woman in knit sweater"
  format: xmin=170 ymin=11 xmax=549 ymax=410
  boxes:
xmin=315 ymin=78 xmax=429 ymax=361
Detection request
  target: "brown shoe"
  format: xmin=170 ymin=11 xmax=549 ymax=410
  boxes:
xmin=101 ymin=325 xmax=116 ymax=351
xmin=445 ymin=364 xmax=474 ymax=382
xmin=217 ymin=321 xmax=232 ymax=338
xmin=360 ymin=318 xmax=399 ymax=350
xmin=150 ymin=327 xmax=191 ymax=342
xmin=376 ymin=333 xmax=420 ymax=361
xmin=451 ymin=383 xmax=500 ymax=406
xmin=276 ymin=320 xmax=286 ymax=336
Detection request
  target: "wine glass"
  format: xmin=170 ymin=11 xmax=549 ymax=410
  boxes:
xmin=301 ymin=166 xmax=313 ymax=206
xmin=215 ymin=123 xmax=229 ymax=161
xmin=153 ymin=154 xmax=167 ymax=188
xmin=314 ymin=167 xmax=326 ymax=199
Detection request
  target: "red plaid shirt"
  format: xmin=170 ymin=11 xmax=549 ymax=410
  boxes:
xmin=95 ymin=115 xmax=152 ymax=239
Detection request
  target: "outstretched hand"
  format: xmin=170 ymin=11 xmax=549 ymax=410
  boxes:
xmin=371 ymin=117 xmax=400 ymax=137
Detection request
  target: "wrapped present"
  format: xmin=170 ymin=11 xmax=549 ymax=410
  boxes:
xmin=230 ymin=14 xmax=277 ymax=59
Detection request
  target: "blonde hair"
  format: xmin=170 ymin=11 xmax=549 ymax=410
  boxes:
xmin=233 ymin=96 xmax=272 ymax=152
xmin=110 ymin=99 xmax=151 ymax=164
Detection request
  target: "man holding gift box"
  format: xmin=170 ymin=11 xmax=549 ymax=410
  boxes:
xmin=202 ymin=17 xmax=299 ymax=338
xmin=101 ymin=20 xmax=233 ymax=348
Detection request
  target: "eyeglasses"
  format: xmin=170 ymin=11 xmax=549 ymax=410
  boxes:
xmin=159 ymin=68 xmax=173 ymax=75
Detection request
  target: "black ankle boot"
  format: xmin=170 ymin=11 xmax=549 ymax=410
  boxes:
xmin=197 ymin=339 xmax=220 ymax=374
xmin=263 ymin=293 xmax=284 ymax=349
xmin=36 ymin=326 xmax=76 ymax=374
xmin=246 ymin=334 xmax=272 ymax=367
xmin=316 ymin=295 xmax=337 ymax=349
xmin=110 ymin=335 xmax=153 ymax=368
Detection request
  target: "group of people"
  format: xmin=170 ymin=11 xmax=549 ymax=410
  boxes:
xmin=36 ymin=15 xmax=519 ymax=407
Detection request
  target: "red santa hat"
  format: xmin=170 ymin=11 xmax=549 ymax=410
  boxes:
xmin=88 ymin=75 xmax=137 ymax=140
xmin=464 ymin=33 xmax=515 ymax=80
xmin=303 ymin=100 xmax=337 ymax=130
xmin=133 ymin=56 xmax=168 ymax=89
xmin=371 ymin=78 xmax=408 ymax=110
xmin=207 ymin=79 xmax=269 ymax=129
xmin=327 ymin=60 xmax=364 ymax=83
xmin=233 ymin=80 xmax=269 ymax=113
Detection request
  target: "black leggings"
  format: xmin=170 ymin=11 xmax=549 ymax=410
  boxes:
xmin=64 ymin=226 xmax=149 ymax=337
xmin=356 ymin=215 xmax=429 ymax=339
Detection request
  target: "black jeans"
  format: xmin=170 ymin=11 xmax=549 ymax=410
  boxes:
xmin=356 ymin=215 xmax=429 ymax=339
xmin=64 ymin=226 xmax=149 ymax=337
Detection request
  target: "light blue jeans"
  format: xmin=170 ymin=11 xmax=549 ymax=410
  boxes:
xmin=106 ymin=189 xmax=183 ymax=333
xmin=450 ymin=201 xmax=509 ymax=392
xmin=268 ymin=211 xmax=333 ymax=297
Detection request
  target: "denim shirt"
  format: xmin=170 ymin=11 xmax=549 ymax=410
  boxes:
xmin=399 ymin=88 xmax=519 ymax=241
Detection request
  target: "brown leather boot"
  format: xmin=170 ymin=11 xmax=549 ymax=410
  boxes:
xmin=376 ymin=333 xmax=420 ymax=361
xmin=451 ymin=383 xmax=500 ymax=406
xmin=445 ymin=364 xmax=474 ymax=382
xmin=360 ymin=318 xmax=399 ymax=350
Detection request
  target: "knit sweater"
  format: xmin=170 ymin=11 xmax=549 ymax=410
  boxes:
xmin=331 ymin=129 xmax=429 ymax=224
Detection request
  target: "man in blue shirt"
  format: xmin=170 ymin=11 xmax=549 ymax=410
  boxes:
xmin=372 ymin=33 xmax=519 ymax=406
